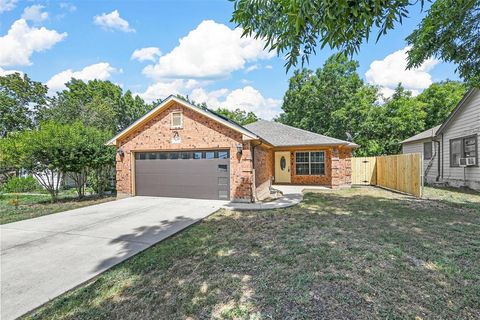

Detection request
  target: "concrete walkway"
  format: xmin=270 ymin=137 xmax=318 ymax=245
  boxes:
xmin=223 ymin=185 xmax=329 ymax=210
xmin=0 ymin=196 xmax=226 ymax=320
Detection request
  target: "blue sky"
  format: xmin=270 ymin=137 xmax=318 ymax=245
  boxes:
xmin=0 ymin=0 xmax=459 ymax=119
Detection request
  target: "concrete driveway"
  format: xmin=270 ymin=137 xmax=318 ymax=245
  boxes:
xmin=1 ymin=196 xmax=226 ymax=320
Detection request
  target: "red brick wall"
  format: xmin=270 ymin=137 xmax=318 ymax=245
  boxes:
xmin=252 ymin=145 xmax=274 ymax=200
xmin=269 ymin=147 xmax=333 ymax=185
xmin=331 ymin=147 xmax=353 ymax=187
xmin=253 ymin=145 xmax=274 ymax=187
xmin=254 ymin=146 xmax=353 ymax=188
xmin=115 ymin=102 xmax=253 ymax=201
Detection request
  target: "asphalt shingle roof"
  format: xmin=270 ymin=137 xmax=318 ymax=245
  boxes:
xmin=244 ymin=120 xmax=358 ymax=147
xmin=400 ymin=125 xmax=441 ymax=144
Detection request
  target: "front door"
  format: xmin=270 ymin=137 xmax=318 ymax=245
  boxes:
xmin=274 ymin=151 xmax=291 ymax=183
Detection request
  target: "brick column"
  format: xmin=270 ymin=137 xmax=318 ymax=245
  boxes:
xmin=331 ymin=147 xmax=341 ymax=188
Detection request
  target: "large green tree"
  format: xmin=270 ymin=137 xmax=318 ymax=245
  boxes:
xmin=231 ymin=0 xmax=480 ymax=85
xmin=0 ymin=73 xmax=48 ymax=137
xmin=44 ymin=79 xmax=152 ymax=134
xmin=416 ymin=81 xmax=467 ymax=128
xmin=277 ymin=54 xmax=364 ymax=139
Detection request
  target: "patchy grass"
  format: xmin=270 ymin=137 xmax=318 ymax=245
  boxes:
xmin=0 ymin=192 xmax=115 ymax=224
xmin=24 ymin=187 xmax=479 ymax=319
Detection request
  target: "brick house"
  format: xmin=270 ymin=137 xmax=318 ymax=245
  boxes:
xmin=107 ymin=95 xmax=358 ymax=202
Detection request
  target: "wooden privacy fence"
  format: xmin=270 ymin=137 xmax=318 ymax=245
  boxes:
xmin=351 ymin=153 xmax=423 ymax=197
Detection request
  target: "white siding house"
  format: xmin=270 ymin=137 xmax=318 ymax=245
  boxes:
xmin=401 ymin=88 xmax=480 ymax=190
xmin=402 ymin=125 xmax=441 ymax=184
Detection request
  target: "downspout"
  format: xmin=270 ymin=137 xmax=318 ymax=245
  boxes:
xmin=435 ymin=139 xmax=441 ymax=182
xmin=250 ymin=140 xmax=263 ymax=202
xmin=441 ymin=133 xmax=444 ymax=179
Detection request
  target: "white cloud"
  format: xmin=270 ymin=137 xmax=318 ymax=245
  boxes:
xmin=0 ymin=66 xmax=22 ymax=76
xmin=240 ymin=78 xmax=252 ymax=85
xmin=0 ymin=19 xmax=67 ymax=67
xmin=46 ymin=62 xmax=117 ymax=93
xmin=365 ymin=46 xmax=439 ymax=98
xmin=131 ymin=47 xmax=161 ymax=62
xmin=60 ymin=2 xmax=76 ymax=12
xmin=93 ymin=10 xmax=135 ymax=33
xmin=190 ymin=86 xmax=281 ymax=120
xmin=22 ymin=5 xmax=49 ymax=23
xmin=245 ymin=64 xmax=259 ymax=73
xmin=142 ymin=20 xmax=274 ymax=80
xmin=137 ymin=79 xmax=281 ymax=119
xmin=137 ymin=79 xmax=202 ymax=103
xmin=0 ymin=0 xmax=17 ymax=13
xmin=265 ymin=65 xmax=273 ymax=69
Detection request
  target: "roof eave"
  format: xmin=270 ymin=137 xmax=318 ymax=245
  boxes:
xmin=435 ymin=88 xmax=478 ymax=136
xmin=273 ymin=142 xmax=359 ymax=148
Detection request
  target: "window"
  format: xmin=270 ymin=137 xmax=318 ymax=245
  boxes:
xmin=450 ymin=135 xmax=478 ymax=167
xmin=134 ymin=150 xmax=230 ymax=161
xmin=171 ymin=111 xmax=183 ymax=129
xmin=204 ymin=151 xmax=215 ymax=159
xmin=218 ymin=151 xmax=229 ymax=159
xmin=180 ymin=152 xmax=191 ymax=159
xmin=295 ymin=151 xmax=325 ymax=175
xmin=424 ymin=142 xmax=433 ymax=160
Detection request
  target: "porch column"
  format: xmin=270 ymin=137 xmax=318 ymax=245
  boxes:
xmin=331 ymin=147 xmax=341 ymax=188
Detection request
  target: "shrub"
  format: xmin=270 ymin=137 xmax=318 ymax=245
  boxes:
xmin=1 ymin=176 xmax=41 ymax=193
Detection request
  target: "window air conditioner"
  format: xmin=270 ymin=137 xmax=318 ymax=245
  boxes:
xmin=466 ymin=157 xmax=476 ymax=166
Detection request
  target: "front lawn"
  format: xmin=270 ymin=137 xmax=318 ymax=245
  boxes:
xmin=0 ymin=192 xmax=115 ymax=224
xmin=25 ymin=187 xmax=479 ymax=319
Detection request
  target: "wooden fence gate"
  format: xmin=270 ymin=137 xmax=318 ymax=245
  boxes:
xmin=351 ymin=153 xmax=423 ymax=197
xmin=351 ymin=156 xmax=377 ymax=185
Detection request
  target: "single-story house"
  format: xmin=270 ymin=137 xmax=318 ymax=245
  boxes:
xmin=107 ymin=95 xmax=358 ymax=201
xmin=401 ymin=88 xmax=479 ymax=190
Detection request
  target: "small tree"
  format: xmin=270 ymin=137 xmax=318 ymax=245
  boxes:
xmin=17 ymin=123 xmax=67 ymax=201
xmin=0 ymin=133 xmax=25 ymax=179
xmin=89 ymin=140 xmax=116 ymax=197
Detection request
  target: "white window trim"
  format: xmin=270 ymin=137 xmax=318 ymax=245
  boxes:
xmin=295 ymin=151 xmax=325 ymax=176
xmin=171 ymin=111 xmax=183 ymax=129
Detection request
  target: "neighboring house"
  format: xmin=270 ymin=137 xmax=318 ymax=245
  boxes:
xmin=107 ymin=95 xmax=358 ymax=202
xmin=401 ymin=88 xmax=480 ymax=190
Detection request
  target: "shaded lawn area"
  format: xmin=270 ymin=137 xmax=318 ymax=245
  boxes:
xmin=0 ymin=193 xmax=115 ymax=224
xmin=25 ymin=187 xmax=480 ymax=319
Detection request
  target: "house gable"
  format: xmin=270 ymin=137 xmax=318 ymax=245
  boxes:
xmin=107 ymin=95 xmax=259 ymax=146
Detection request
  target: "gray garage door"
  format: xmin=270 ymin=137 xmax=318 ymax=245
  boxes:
xmin=135 ymin=150 xmax=230 ymax=200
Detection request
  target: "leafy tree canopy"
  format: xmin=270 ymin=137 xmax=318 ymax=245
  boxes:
xmin=416 ymin=80 xmax=467 ymax=128
xmin=231 ymin=0 xmax=480 ymax=86
xmin=176 ymin=94 xmax=259 ymax=125
xmin=43 ymin=79 xmax=153 ymax=134
xmin=0 ymin=73 xmax=48 ymax=137
xmin=406 ymin=0 xmax=480 ymax=86
xmin=215 ymin=108 xmax=258 ymax=125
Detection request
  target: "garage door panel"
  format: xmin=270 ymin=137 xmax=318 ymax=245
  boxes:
xmin=135 ymin=151 xmax=230 ymax=200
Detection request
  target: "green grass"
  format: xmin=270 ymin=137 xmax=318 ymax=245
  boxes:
xmin=0 ymin=192 xmax=115 ymax=224
xmin=24 ymin=187 xmax=480 ymax=319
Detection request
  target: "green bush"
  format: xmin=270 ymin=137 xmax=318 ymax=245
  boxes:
xmin=1 ymin=176 xmax=41 ymax=193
